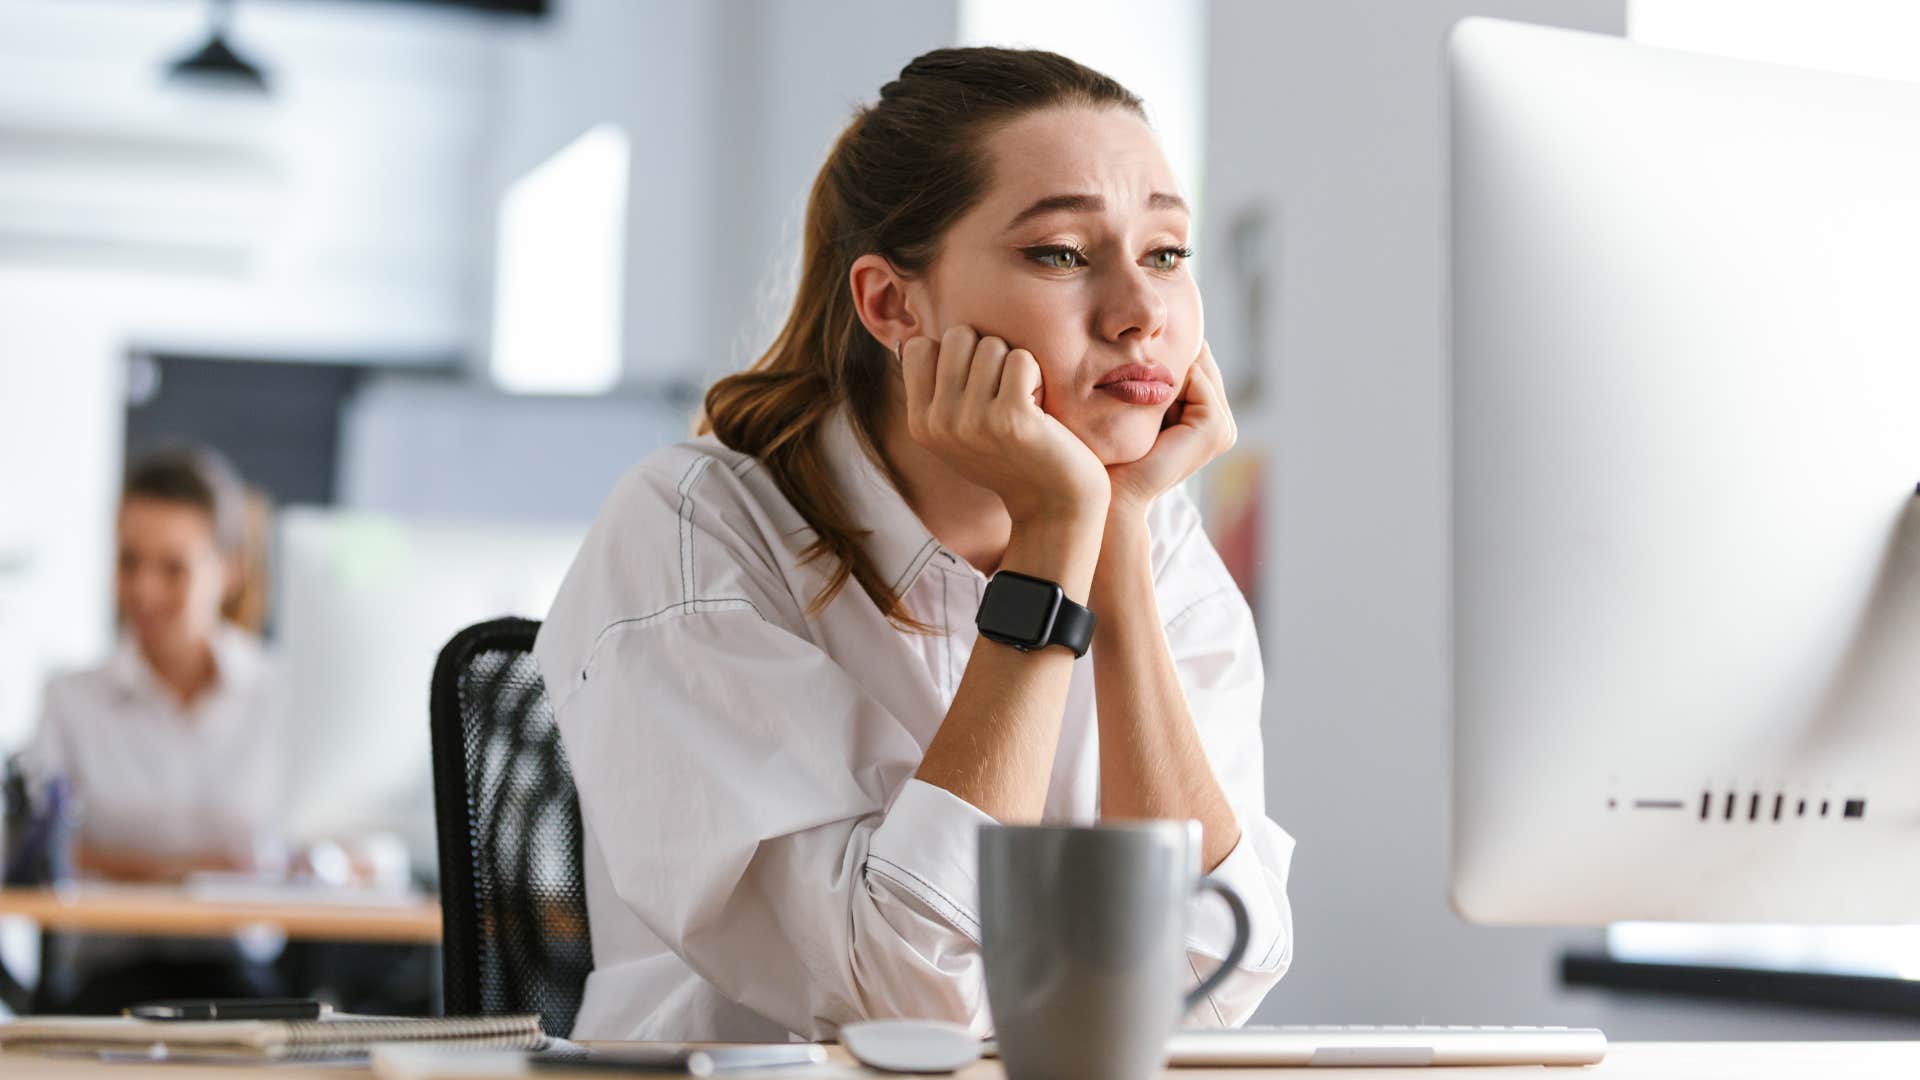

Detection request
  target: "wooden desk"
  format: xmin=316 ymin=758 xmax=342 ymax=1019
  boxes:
xmin=6 ymin=1041 xmax=1920 ymax=1079
xmin=0 ymin=886 xmax=442 ymax=944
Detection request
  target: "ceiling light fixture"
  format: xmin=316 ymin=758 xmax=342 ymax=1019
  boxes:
xmin=166 ymin=0 xmax=270 ymax=94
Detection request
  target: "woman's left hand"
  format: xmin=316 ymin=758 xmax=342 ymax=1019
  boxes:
xmin=1105 ymin=339 xmax=1237 ymax=519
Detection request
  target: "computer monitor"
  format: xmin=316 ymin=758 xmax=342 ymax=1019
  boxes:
xmin=1448 ymin=18 xmax=1920 ymax=925
xmin=275 ymin=508 xmax=585 ymax=870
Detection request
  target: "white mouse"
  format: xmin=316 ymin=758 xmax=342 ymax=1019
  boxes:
xmin=840 ymin=1019 xmax=984 ymax=1074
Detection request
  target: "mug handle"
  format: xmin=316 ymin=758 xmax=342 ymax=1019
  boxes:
xmin=1182 ymin=876 xmax=1252 ymax=1014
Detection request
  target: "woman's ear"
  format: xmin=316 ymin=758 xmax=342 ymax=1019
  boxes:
xmin=849 ymin=254 xmax=929 ymax=353
xmin=216 ymin=549 xmax=243 ymax=616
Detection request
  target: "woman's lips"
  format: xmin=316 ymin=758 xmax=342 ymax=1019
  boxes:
xmin=1095 ymin=362 xmax=1176 ymax=406
xmin=1097 ymin=380 xmax=1176 ymax=405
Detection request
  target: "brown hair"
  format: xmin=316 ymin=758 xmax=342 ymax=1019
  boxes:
xmin=699 ymin=47 xmax=1144 ymax=625
xmin=124 ymin=445 xmax=247 ymax=554
xmin=123 ymin=444 xmax=268 ymax=630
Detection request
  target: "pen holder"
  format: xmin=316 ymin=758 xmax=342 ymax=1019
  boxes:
xmin=2 ymin=759 xmax=75 ymax=887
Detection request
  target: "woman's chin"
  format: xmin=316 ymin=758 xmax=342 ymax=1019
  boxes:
xmin=1081 ymin=418 xmax=1165 ymax=467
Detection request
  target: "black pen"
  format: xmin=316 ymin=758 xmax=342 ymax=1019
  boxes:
xmin=126 ymin=998 xmax=332 ymax=1021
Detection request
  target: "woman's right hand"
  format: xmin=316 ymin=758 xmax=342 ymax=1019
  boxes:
xmin=900 ymin=325 xmax=1110 ymax=526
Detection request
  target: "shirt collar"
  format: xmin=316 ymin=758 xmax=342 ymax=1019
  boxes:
xmin=107 ymin=623 xmax=259 ymax=707
xmin=818 ymin=406 xmax=953 ymax=596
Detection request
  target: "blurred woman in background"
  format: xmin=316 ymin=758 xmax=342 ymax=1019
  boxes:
xmin=20 ymin=444 xmax=288 ymax=1010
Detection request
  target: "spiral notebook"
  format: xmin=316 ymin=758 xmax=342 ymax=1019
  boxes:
xmin=0 ymin=1014 xmax=549 ymax=1061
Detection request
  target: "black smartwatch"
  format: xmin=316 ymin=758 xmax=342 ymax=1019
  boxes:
xmin=975 ymin=570 xmax=1095 ymax=658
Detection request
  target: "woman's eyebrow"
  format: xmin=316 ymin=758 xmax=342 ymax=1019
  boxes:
xmin=1002 ymin=191 xmax=1189 ymax=232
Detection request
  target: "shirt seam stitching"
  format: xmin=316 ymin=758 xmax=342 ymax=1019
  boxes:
xmin=1214 ymin=837 xmax=1284 ymax=971
xmin=866 ymin=853 xmax=983 ymax=944
xmin=1164 ymin=586 xmax=1236 ymax=634
xmin=1183 ymin=925 xmax=1283 ymax=973
xmin=583 ymin=597 xmax=769 ymax=661
xmin=940 ymin=571 xmax=953 ymax=696
xmin=1187 ymin=951 xmax=1228 ymax=1025
xmin=677 ymin=456 xmax=716 ymax=605
xmin=1257 ymin=877 xmax=1282 ymax=967
xmin=890 ymin=537 xmax=942 ymax=597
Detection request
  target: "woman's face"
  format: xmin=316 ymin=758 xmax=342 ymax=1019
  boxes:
xmin=116 ymin=497 xmax=229 ymax=654
xmin=913 ymin=104 xmax=1203 ymax=465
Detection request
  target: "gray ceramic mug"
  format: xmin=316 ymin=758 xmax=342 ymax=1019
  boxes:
xmin=978 ymin=821 xmax=1252 ymax=1080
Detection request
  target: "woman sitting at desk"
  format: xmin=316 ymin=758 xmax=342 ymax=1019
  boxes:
xmin=536 ymin=47 xmax=1295 ymax=1041
xmin=20 ymin=445 xmax=287 ymax=1008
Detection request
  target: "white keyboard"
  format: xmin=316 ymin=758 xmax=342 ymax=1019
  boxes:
xmin=1165 ymin=1024 xmax=1609 ymax=1067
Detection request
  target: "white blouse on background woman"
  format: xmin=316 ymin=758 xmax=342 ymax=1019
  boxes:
xmin=23 ymin=624 xmax=287 ymax=866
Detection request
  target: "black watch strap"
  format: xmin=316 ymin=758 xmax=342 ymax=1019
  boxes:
xmin=1047 ymin=595 xmax=1096 ymax=657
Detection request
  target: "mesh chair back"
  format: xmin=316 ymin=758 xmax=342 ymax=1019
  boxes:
xmin=430 ymin=617 xmax=592 ymax=1037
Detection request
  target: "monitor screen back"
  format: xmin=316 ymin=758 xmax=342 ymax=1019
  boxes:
xmin=1450 ymin=18 xmax=1920 ymax=924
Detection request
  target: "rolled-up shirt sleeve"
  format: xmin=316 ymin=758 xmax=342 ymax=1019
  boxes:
xmin=556 ymin=607 xmax=999 ymax=1039
xmin=1158 ymin=500 xmax=1297 ymax=1027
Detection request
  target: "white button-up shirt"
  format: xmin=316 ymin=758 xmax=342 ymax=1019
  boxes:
xmin=22 ymin=625 xmax=287 ymax=864
xmin=534 ymin=408 xmax=1295 ymax=1043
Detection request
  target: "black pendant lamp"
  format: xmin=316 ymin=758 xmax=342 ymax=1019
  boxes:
xmin=167 ymin=0 xmax=270 ymax=94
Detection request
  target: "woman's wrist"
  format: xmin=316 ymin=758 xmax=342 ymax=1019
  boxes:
xmin=1002 ymin=514 xmax=1105 ymax=603
xmin=1091 ymin=510 xmax=1153 ymax=609
xmin=1104 ymin=491 xmax=1154 ymax=531
xmin=1003 ymin=476 xmax=1110 ymax=528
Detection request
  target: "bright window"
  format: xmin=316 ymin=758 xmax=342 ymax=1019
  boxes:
xmin=491 ymin=123 xmax=630 ymax=395
xmin=1631 ymin=0 xmax=1920 ymax=83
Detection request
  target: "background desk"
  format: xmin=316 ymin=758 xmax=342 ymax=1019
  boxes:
xmin=6 ymin=1041 xmax=1920 ymax=1079
xmin=0 ymin=886 xmax=442 ymax=944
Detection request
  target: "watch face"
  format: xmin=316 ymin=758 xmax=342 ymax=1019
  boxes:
xmin=978 ymin=572 xmax=1062 ymax=649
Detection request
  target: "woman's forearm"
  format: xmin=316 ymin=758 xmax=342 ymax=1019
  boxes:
xmin=74 ymin=841 xmax=254 ymax=884
xmin=1089 ymin=512 xmax=1241 ymax=869
xmin=914 ymin=515 xmax=1104 ymax=823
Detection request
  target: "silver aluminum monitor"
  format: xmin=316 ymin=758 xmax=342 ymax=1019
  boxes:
xmin=275 ymin=508 xmax=584 ymax=864
xmin=1449 ymin=18 xmax=1920 ymax=924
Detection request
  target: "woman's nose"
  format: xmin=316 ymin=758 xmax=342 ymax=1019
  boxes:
xmin=123 ymin=569 xmax=166 ymax=611
xmin=1097 ymin=264 xmax=1168 ymax=344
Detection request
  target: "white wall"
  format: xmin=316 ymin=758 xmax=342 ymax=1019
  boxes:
xmin=698 ymin=0 xmax=962 ymax=386
xmin=958 ymin=0 xmax=1208 ymax=241
xmin=1204 ymin=0 xmax=1920 ymax=1038
xmin=478 ymin=0 xmax=959 ymax=391
xmin=479 ymin=0 xmax=711 ymax=386
xmin=336 ymin=376 xmax=692 ymax=522
xmin=0 ymin=269 xmax=124 ymax=751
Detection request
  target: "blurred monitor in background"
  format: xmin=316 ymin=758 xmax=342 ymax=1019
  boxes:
xmin=274 ymin=508 xmax=585 ymax=881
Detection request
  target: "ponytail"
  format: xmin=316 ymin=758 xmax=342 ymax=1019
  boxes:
xmin=701 ymin=124 xmax=916 ymax=625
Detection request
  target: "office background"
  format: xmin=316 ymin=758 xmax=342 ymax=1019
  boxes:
xmin=1 ymin=0 xmax=1916 ymax=1037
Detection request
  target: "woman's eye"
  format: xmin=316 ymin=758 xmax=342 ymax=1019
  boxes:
xmin=1027 ymin=245 xmax=1087 ymax=271
xmin=1025 ymin=244 xmax=1193 ymax=272
xmin=1148 ymin=246 xmax=1195 ymax=271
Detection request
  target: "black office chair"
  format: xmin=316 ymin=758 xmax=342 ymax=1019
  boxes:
xmin=429 ymin=617 xmax=593 ymax=1037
